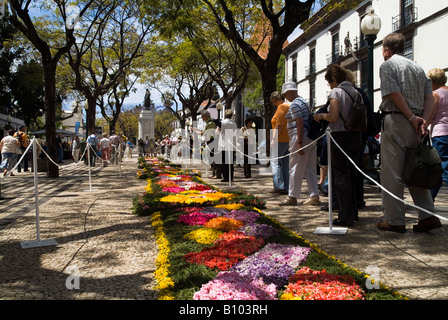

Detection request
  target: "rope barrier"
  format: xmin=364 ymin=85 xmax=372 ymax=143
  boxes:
xmin=175 ymin=129 xmax=446 ymax=224
xmin=197 ymin=132 xmax=326 ymax=163
xmin=327 ymin=130 xmax=448 ymax=222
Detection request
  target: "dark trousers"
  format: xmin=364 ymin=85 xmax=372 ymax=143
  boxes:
xmin=222 ymin=151 xmax=234 ymax=181
xmin=330 ymin=131 xmax=362 ymax=223
xmin=17 ymin=146 xmax=28 ymax=172
xmin=243 ymin=141 xmax=251 ymax=178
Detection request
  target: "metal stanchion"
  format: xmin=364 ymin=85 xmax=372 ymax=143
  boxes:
xmin=21 ymin=139 xmax=58 ymax=248
xmin=84 ymin=143 xmax=98 ymax=192
xmin=314 ymin=129 xmax=348 ymax=235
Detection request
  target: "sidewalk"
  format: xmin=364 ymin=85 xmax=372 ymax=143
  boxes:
xmin=0 ymin=156 xmax=158 ymax=300
xmin=192 ymin=161 xmax=448 ymax=300
xmin=1 ymin=154 xmax=447 ymax=300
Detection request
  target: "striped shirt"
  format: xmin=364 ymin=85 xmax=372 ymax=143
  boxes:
xmin=285 ymin=96 xmax=311 ymax=135
xmin=379 ymin=54 xmax=432 ymax=114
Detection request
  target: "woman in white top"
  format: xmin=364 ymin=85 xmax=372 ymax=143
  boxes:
xmin=0 ymin=129 xmax=20 ymax=176
xmin=99 ymin=134 xmax=111 ymax=166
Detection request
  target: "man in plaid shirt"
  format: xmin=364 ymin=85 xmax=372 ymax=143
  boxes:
xmin=378 ymin=33 xmax=442 ymax=233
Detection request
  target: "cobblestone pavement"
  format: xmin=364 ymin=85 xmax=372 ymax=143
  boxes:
xmin=2 ymin=153 xmax=448 ymax=300
xmin=0 ymin=156 xmax=158 ymax=300
xmin=193 ymin=161 xmax=448 ymax=300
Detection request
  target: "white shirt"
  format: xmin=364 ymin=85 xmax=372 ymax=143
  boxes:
xmin=0 ymin=136 xmax=19 ymax=153
xmin=100 ymin=138 xmax=111 ymax=149
xmin=220 ymin=118 xmax=237 ymax=151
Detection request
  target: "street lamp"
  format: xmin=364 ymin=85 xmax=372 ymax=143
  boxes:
xmin=361 ymin=6 xmax=381 ymax=108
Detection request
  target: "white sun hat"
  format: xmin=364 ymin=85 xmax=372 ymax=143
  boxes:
xmin=281 ymin=81 xmax=298 ymax=94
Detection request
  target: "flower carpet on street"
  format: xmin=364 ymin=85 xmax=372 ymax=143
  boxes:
xmin=133 ymin=157 xmax=405 ymax=300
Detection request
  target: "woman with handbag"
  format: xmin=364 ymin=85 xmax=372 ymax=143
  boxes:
xmin=313 ymin=64 xmax=363 ymax=226
xmin=427 ymin=68 xmax=448 ymax=201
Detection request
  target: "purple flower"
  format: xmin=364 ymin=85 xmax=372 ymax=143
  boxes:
xmin=238 ymin=223 xmax=278 ymax=240
xmin=224 ymin=210 xmax=260 ymax=224
xmin=230 ymin=244 xmax=312 ymax=287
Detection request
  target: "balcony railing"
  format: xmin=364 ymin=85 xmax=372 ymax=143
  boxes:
xmin=392 ymin=7 xmax=418 ymax=31
xmin=326 ymin=52 xmax=340 ymax=66
xmin=305 ymin=64 xmax=316 ymax=76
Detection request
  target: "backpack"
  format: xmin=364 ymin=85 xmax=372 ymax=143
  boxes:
xmin=339 ymin=87 xmax=368 ymax=132
xmin=15 ymin=131 xmax=28 ymax=148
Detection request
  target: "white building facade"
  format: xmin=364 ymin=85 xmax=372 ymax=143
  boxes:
xmin=283 ymin=0 xmax=448 ymax=111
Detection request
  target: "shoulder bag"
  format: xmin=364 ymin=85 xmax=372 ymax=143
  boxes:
xmin=403 ymin=135 xmax=443 ymax=189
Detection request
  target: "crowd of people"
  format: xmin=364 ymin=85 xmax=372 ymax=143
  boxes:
xmin=0 ymin=128 xmax=132 ymax=175
xmin=1 ymin=33 xmax=447 ymax=234
xmin=189 ymin=32 xmax=447 ymax=233
xmin=137 ymin=135 xmax=173 ymax=158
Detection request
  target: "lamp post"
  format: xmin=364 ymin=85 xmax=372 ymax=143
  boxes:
xmin=361 ymin=6 xmax=381 ymax=108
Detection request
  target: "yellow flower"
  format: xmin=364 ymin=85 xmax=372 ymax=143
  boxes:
xmin=184 ymin=228 xmax=223 ymax=244
xmin=145 ymin=180 xmax=153 ymax=193
xmin=214 ymin=203 xmax=244 ymax=210
xmin=160 ymin=192 xmax=234 ymax=205
xmin=280 ymin=293 xmax=303 ymax=300
xmin=151 ymin=211 xmax=175 ymax=300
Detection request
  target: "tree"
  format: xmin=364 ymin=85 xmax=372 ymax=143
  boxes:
xmin=0 ymin=12 xmax=20 ymax=115
xmin=199 ymin=0 xmax=315 ymax=132
xmin=145 ymin=39 xmax=218 ymax=125
xmin=154 ymin=107 xmax=177 ymax=139
xmin=117 ymin=106 xmax=140 ymax=141
xmin=67 ymin=0 xmax=151 ymax=136
xmin=99 ymin=74 xmax=140 ymax=135
xmin=7 ymin=0 xmax=94 ymax=177
xmin=10 ymin=60 xmax=45 ymax=128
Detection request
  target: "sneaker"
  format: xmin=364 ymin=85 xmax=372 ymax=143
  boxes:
xmin=279 ymin=197 xmax=297 ymax=206
xmin=413 ymin=216 xmax=442 ymax=232
xmin=302 ymin=197 xmax=320 ymax=206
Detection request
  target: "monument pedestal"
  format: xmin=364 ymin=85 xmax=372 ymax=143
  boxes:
xmin=138 ymin=109 xmax=155 ymax=141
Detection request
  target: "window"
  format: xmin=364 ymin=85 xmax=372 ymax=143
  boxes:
xmin=393 ymin=0 xmax=417 ymax=31
xmin=403 ymin=37 xmax=414 ymax=60
xmin=309 ymin=80 xmax=316 ymax=109
xmin=332 ymin=33 xmax=340 ymax=63
xmin=403 ymin=0 xmax=415 ymax=27
xmin=291 ymin=54 xmax=297 ymax=82
xmin=309 ymin=47 xmax=316 ymax=74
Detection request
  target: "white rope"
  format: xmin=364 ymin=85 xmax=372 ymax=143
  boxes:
xmin=4 ymin=138 xmax=36 ymax=176
xmin=327 ymin=130 xmax=448 ymax=222
xmin=34 ymin=139 xmax=60 ymax=168
xmin=202 ymin=132 xmax=326 ymax=162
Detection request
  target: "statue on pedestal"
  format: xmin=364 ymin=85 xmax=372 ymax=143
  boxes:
xmin=139 ymin=89 xmax=155 ymax=140
xmin=144 ymin=89 xmax=152 ymax=110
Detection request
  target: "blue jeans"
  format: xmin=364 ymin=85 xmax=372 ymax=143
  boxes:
xmin=57 ymin=146 xmax=64 ymax=162
xmin=431 ymin=135 xmax=448 ymax=200
xmin=271 ymin=142 xmax=289 ymax=191
xmin=1 ymin=153 xmax=17 ymax=171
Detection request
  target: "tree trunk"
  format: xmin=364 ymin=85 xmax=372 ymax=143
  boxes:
xmin=43 ymin=62 xmax=59 ymax=178
xmin=86 ymin=96 xmax=97 ymax=135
